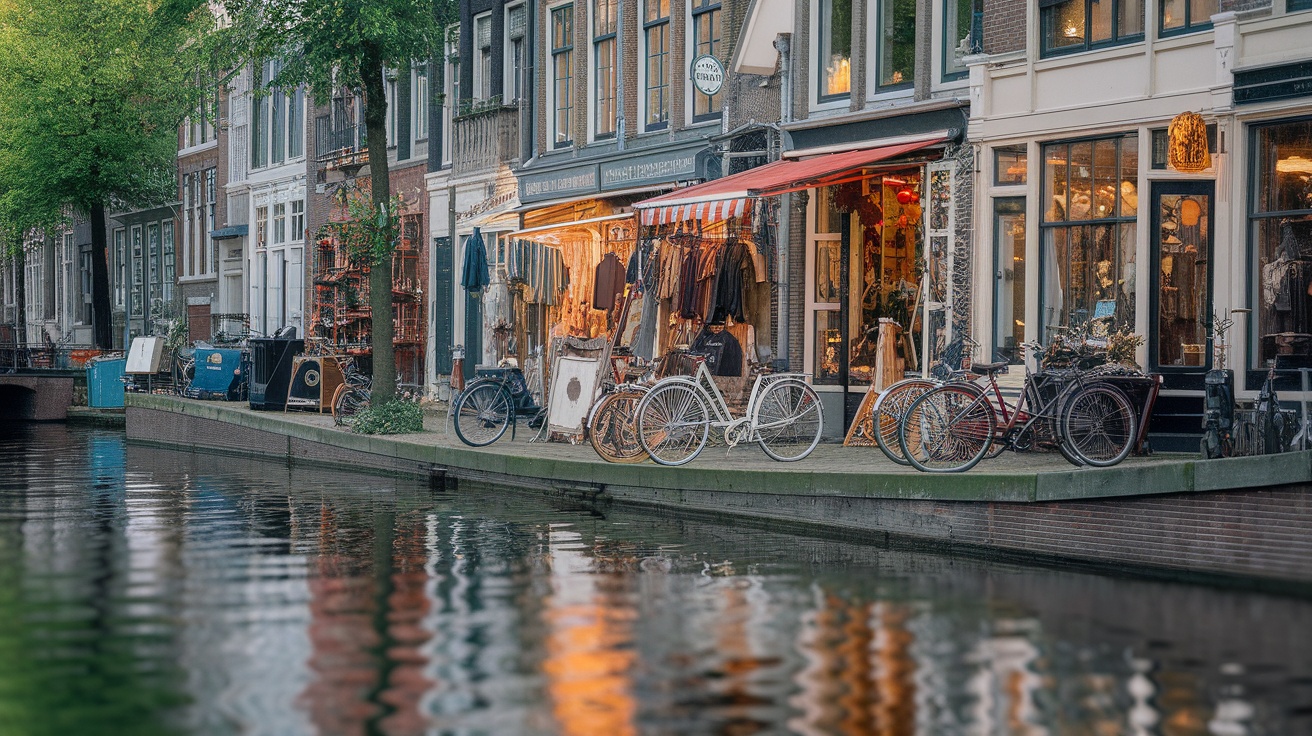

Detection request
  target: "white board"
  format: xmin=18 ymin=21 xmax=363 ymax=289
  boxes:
xmin=126 ymin=336 xmax=166 ymax=374
xmin=547 ymin=355 xmax=601 ymax=435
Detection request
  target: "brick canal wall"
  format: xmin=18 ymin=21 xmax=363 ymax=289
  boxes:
xmin=126 ymin=399 xmax=1312 ymax=591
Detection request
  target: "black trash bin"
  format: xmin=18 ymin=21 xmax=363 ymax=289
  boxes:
xmin=248 ymin=337 xmax=304 ymax=410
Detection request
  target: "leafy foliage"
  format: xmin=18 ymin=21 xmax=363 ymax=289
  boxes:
xmin=0 ymin=0 xmax=210 ymax=235
xmin=350 ymin=398 xmax=425 ymax=435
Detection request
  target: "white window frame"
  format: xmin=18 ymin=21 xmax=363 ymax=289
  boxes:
xmin=473 ymin=12 xmax=493 ymax=101
xmin=686 ymin=0 xmax=723 ymax=126
xmin=412 ymin=62 xmax=430 ymax=144
xmin=864 ymin=0 xmax=916 ymax=103
xmin=590 ymin=0 xmax=618 ymax=142
xmin=250 ymin=60 xmax=306 ymax=171
xmin=547 ymin=1 xmax=575 ymax=148
xmin=504 ymin=3 xmax=527 ymax=103
xmin=810 ymin=0 xmax=853 ymax=112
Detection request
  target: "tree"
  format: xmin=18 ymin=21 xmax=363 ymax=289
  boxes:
xmin=215 ymin=0 xmax=448 ymax=403
xmin=0 ymin=0 xmax=210 ymax=349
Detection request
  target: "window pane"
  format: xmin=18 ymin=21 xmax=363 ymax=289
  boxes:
xmin=1092 ymin=139 xmax=1118 ymax=219
xmin=944 ymin=0 xmax=974 ymax=79
xmin=1161 ymin=0 xmax=1185 ymax=29
xmin=1042 ymin=0 xmax=1086 ymax=52
xmin=1090 ymin=0 xmax=1113 ymax=42
xmin=552 ymin=6 xmax=574 ymax=145
xmin=994 ymin=199 xmax=1027 ymax=363
xmin=878 ymin=0 xmax=914 ymax=88
xmin=995 ymin=145 xmax=1027 ymax=185
xmin=1254 ymin=120 xmax=1312 ymax=214
xmin=1120 ymin=135 xmax=1139 ymax=217
xmin=815 ymin=311 xmax=842 ymax=384
xmin=1255 ymin=218 xmax=1312 ymax=367
xmin=1156 ymin=193 xmax=1210 ymax=366
xmin=1044 ymin=143 xmax=1069 ymax=222
xmin=693 ymin=7 xmax=722 ymax=117
xmin=1120 ymin=0 xmax=1144 ymax=36
xmin=1188 ymin=0 xmax=1217 ymax=25
xmin=596 ymin=36 xmax=616 ymax=136
xmin=815 ymin=239 xmax=841 ymax=303
xmin=646 ymin=23 xmax=669 ymax=127
xmin=816 ymin=186 xmax=842 ymax=233
xmin=820 ymin=0 xmax=852 ymax=97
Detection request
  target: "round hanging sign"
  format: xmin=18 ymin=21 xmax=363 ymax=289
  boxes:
xmin=691 ymin=54 xmax=725 ymax=97
xmin=1168 ymin=111 xmax=1210 ymax=173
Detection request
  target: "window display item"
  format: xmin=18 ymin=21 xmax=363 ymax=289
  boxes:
xmin=691 ymin=325 xmax=743 ymax=377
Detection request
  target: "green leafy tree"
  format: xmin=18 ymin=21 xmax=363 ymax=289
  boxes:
xmin=214 ymin=0 xmax=448 ymax=403
xmin=0 ymin=0 xmax=210 ymax=349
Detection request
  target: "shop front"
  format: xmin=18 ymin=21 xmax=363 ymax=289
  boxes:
xmin=633 ymin=128 xmax=969 ymax=436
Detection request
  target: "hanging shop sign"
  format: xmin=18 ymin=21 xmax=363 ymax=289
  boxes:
xmin=691 ymin=54 xmax=726 ymax=97
xmin=1168 ymin=111 xmax=1210 ymax=173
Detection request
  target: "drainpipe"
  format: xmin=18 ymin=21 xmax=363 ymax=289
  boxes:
xmin=775 ymin=33 xmax=792 ymax=368
xmin=616 ymin=0 xmax=626 ymax=150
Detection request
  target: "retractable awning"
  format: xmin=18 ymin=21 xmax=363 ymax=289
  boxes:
xmin=634 ymin=136 xmax=947 ymax=226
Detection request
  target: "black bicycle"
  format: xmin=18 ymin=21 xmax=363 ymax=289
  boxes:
xmin=452 ymin=364 xmax=546 ymax=446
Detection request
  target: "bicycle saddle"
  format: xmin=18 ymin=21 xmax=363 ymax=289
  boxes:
xmin=970 ymin=361 xmax=1009 ymax=375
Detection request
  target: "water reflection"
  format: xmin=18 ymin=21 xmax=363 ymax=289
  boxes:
xmin=1 ymin=423 xmax=1310 ymax=735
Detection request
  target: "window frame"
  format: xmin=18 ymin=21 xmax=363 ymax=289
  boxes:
xmin=816 ymin=0 xmax=853 ymax=103
xmin=643 ymin=0 xmax=671 ymax=132
xmin=594 ymin=0 xmax=619 ymax=140
xmin=941 ymin=0 xmax=975 ymax=82
xmin=504 ymin=4 xmax=527 ymax=103
xmin=550 ymin=3 xmax=575 ymax=148
xmin=1158 ymin=0 xmax=1216 ymax=38
xmin=250 ymin=59 xmax=305 ymax=171
xmin=1037 ymin=133 xmax=1140 ymax=341
xmin=472 ymin=12 xmax=494 ymax=101
xmin=876 ymin=0 xmax=915 ymax=92
xmin=690 ymin=0 xmax=723 ymax=122
xmin=1039 ymin=0 xmax=1145 ymax=58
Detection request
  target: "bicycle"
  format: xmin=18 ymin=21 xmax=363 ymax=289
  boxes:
xmin=587 ymin=383 xmax=651 ymax=463
xmin=634 ymin=356 xmax=824 ymax=466
xmin=451 ymin=363 xmax=546 ymax=447
xmin=870 ymin=337 xmax=999 ymax=465
xmin=331 ymin=358 xmax=372 ymax=425
xmin=898 ymin=341 xmax=1141 ymax=473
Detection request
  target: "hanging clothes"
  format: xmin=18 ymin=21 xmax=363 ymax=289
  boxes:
xmin=692 ymin=327 xmax=744 ymax=377
xmin=461 ymin=228 xmax=490 ymax=292
xmin=593 ymin=252 xmax=626 ymax=311
xmin=677 ymin=241 xmax=702 ymax=319
xmin=711 ymin=240 xmax=754 ymax=324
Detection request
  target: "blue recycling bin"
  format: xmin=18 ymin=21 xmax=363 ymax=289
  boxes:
xmin=87 ymin=357 xmax=127 ymax=408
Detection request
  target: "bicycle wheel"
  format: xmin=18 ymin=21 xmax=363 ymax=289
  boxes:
xmin=1060 ymin=384 xmax=1137 ymax=467
xmin=588 ymin=389 xmax=649 ymax=463
xmin=753 ymin=379 xmax=824 ymax=461
xmin=452 ymin=383 xmax=513 ymax=447
xmin=873 ymin=379 xmax=939 ymax=465
xmin=331 ymin=384 xmax=371 ymax=426
xmin=899 ymin=385 xmax=997 ymax=473
xmin=637 ymin=381 xmax=710 ymax=466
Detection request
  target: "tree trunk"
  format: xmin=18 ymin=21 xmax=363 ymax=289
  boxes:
xmin=362 ymin=43 xmax=396 ymax=404
xmin=89 ymin=202 xmax=113 ymax=349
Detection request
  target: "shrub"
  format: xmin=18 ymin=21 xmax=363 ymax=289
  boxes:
xmin=350 ymin=398 xmax=424 ymax=435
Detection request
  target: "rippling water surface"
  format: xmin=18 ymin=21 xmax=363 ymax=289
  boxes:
xmin=2 ymin=423 xmax=1311 ymax=735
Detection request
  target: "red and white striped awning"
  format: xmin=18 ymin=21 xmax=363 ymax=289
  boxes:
xmin=640 ymin=197 xmax=750 ymax=226
xmin=633 ymin=136 xmax=948 ymax=225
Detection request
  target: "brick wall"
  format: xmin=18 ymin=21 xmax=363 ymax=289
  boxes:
xmin=983 ymin=0 xmax=1025 ymax=55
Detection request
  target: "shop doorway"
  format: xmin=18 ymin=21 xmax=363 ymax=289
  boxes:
xmin=1149 ymin=181 xmax=1213 ymax=387
xmin=992 ymin=197 xmax=1026 ymax=363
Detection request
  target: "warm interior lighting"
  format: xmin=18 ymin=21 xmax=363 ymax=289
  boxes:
xmin=1276 ymin=155 xmax=1312 ymax=174
xmin=826 ymin=57 xmax=851 ymax=96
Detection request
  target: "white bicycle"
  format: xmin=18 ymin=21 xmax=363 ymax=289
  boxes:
xmin=634 ymin=354 xmax=824 ymax=466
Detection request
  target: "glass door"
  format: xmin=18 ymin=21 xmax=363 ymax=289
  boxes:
xmin=993 ymin=197 xmax=1026 ymax=363
xmin=1150 ymin=181 xmax=1213 ymax=378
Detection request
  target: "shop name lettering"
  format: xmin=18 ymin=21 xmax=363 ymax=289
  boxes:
xmin=456 ymin=190 xmax=517 ymax=222
xmin=602 ymin=155 xmax=695 ymax=187
xmin=524 ymin=170 xmax=597 ymax=196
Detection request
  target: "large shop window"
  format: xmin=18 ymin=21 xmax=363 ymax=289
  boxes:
xmin=1251 ymin=119 xmax=1312 ymax=372
xmin=551 ymin=6 xmax=574 ymax=147
xmin=877 ymin=0 xmax=915 ymax=90
xmin=818 ymin=0 xmax=852 ymax=100
xmin=1040 ymin=135 xmax=1138 ymax=340
xmin=812 ymin=171 xmax=925 ymax=386
xmin=1040 ymin=0 xmax=1144 ymax=57
xmin=993 ymin=198 xmax=1027 ymax=364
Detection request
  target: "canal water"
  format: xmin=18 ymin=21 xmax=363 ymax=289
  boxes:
xmin=2 ymin=425 xmax=1311 ymax=736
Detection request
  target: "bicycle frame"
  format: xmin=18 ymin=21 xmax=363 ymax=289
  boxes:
xmin=656 ymin=360 xmax=812 ymax=449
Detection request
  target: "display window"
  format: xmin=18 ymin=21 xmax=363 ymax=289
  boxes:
xmin=809 ymin=170 xmax=925 ymax=386
xmin=1250 ymin=118 xmax=1312 ymax=372
xmin=1040 ymin=135 xmax=1138 ymax=340
xmin=993 ymin=198 xmax=1026 ymax=364
xmin=1150 ymin=182 xmax=1212 ymax=370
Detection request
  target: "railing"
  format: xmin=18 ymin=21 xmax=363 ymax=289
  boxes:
xmin=452 ymin=103 xmax=520 ymax=178
xmin=315 ymin=115 xmax=369 ymax=171
xmin=1 ymin=340 xmax=105 ymax=372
